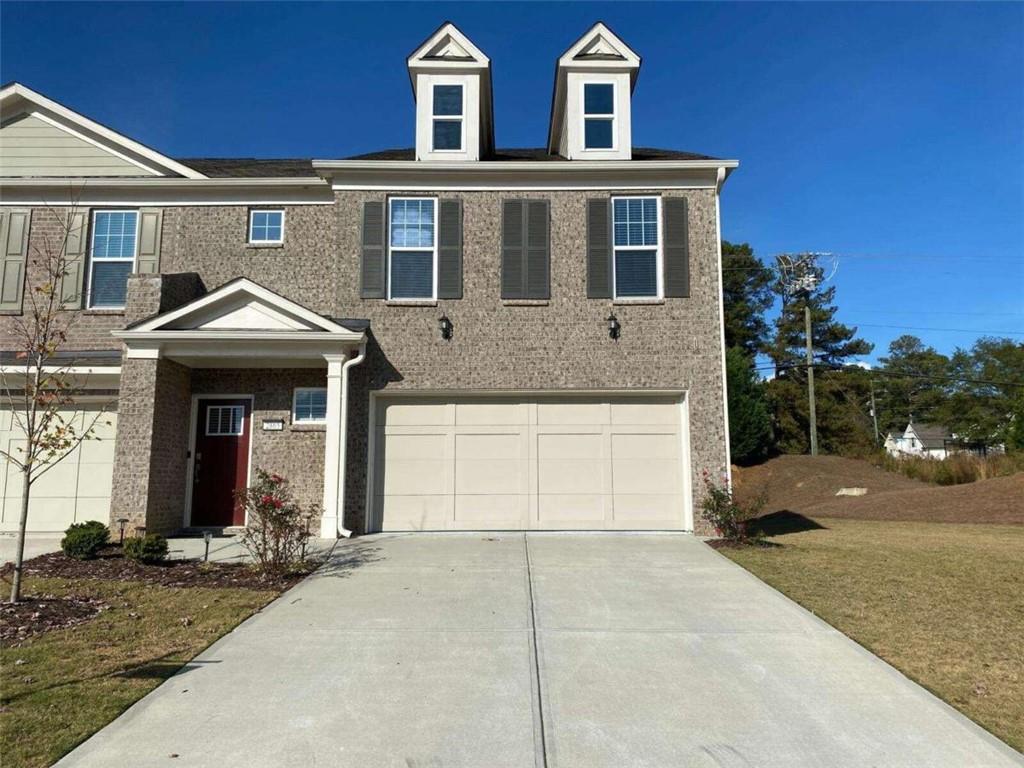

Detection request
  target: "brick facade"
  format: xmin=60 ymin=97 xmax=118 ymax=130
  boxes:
xmin=2 ymin=188 xmax=728 ymax=536
xmin=335 ymin=189 xmax=728 ymax=534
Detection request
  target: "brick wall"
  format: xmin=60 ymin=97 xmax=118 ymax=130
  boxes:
xmin=335 ymin=189 xmax=728 ymax=534
xmin=0 ymin=204 xmax=337 ymax=351
xmin=191 ymin=369 xmax=328 ymax=518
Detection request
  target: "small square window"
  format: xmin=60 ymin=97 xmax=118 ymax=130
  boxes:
xmin=433 ymin=85 xmax=463 ymax=116
xmin=293 ymin=388 xmax=328 ymax=423
xmin=432 ymin=120 xmax=462 ymax=150
xmin=249 ymin=210 xmax=284 ymax=243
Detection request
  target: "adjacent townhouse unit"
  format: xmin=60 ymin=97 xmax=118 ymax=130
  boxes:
xmin=0 ymin=22 xmax=738 ymax=538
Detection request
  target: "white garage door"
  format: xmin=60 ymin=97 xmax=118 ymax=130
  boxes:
xmin=371 ymin=395 xmax=691 ymax=531
xmin=1 ymin=405 xmax=118 ymax=533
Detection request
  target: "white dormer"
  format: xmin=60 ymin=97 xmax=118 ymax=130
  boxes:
xmin=408 ymin=22 xmax=494 ymax=162
xmin=547 ymin=23 xmax=641 ymax=161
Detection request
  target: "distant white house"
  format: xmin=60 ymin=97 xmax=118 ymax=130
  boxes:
xmin=884 ymin=422 xmax=956 ymax=459
xmin=884 ymin=421 xmax=999 ymax=459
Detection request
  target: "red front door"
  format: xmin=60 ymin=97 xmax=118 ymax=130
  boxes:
xmin=190 ymin=398 xmax=251 ymax=527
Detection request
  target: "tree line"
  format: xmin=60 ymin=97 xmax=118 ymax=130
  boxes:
xmin=721 ymin=242 xmax=1024 ymax=464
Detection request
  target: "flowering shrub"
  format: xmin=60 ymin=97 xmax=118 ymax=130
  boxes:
xmin=236 ymin=469 xmax=316 ymax=575
xmin=699 ymin=469 xmax=763 ymax=542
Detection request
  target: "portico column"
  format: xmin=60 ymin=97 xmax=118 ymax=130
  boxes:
xmin=321 ymin=354 xmax=346 ymax=537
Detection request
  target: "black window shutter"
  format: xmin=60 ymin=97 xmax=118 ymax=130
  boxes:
xmin=500 ymin=199 xmax=524 ymax=299
xmin=525 ymin=200 xmax=550 ymax=299
xmin=662 ymin=197 xmax=690 ymax=298
xmin=437 ymin=199 xmax=463 ymax=299
xmin=586 ymin=198 xmax=612 ymax=298
xmin=360 ymin=201 xmax=386 ymax=298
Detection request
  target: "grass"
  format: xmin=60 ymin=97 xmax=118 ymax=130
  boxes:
xmin=1 ymin=576 xmax=279 ymax=768
xmin=868 ymin=450 xmax=1024 ymax=485
xmin=720 ymin=518 xmax=1024 ymax=752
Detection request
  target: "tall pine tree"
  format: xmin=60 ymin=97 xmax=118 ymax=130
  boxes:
xmin=721 ymin=241 xmax=774 ymax=356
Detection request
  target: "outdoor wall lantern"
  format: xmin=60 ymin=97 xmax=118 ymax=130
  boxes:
xmin=607 ymin=313 xmax=621 ymax=341
xmin=438 ymin=314 xmax=453 ymax=341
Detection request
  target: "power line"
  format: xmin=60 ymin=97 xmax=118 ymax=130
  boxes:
xmin=752 ymin=361 xmax=1024 ymax=389
xmin=852 ymin=323 xmax=1024 ymax=336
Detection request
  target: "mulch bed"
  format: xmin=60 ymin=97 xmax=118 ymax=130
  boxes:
xmin=0 ymin=594 xmax=109 ymax=646
xmin=0 ymin=548 xmax=313 ymax=591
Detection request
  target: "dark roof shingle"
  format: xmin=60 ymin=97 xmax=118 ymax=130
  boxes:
xmin=178 ymin=158 xmax=317 ymax=178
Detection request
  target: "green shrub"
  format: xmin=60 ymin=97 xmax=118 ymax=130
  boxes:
xmin=61 ymin=521 xmax=109 ymax=560
xmin=699 ymin=469 xmax=764 ymax=542
xmin=123 ymin=534 xmax=169 ymax=564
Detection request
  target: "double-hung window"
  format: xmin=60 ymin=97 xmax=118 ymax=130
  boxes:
xmin=432 ymin=84 xmax=463 ymax=151
xmin=249 ymin=210 xmax=284 ymax=244
xmin=612 ymin=197 xmax=661 ymax=299
xmin=583 ymin=83 xmax=615 ymax=150
xmin=88 ymin=210 xmax=138 ymax=308
xmin=292 ymin=388 xmax=327 ymax=424
xmin=389 ymin=198 xmax=436 ymax=300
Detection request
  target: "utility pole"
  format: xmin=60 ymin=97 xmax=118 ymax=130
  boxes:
xmin=804 ymin=303 xmax=818 ymax=456
xmin=869 ymin=380 xmax=880 ymax=445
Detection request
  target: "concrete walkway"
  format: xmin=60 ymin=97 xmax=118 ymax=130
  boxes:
xmin=57 ymin=534 xmax=1022 ymax=768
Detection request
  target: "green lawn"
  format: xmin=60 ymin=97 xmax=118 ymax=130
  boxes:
xmin=721 ymin=518 xmax=1024 ymax=752
xmin=1 ymin=576 xmax=279 ymax=768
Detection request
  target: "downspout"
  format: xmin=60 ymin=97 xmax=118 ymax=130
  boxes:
xmin=714 ymin=165 xmax=734 ymax=488
xmin=336 ymin=341 xmax=367 ymax=538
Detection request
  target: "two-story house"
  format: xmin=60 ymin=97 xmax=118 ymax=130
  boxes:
xmin=0 ymin=22 xmax=737 ymax=538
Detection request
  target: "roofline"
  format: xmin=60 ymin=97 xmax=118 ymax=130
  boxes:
xmin=0 ymin=177 xmax=325 ymax=188
xmin=0 ymin=82 xmax=207 ymax=180
xmin=313 ymin=158 xmax=738 ymax=173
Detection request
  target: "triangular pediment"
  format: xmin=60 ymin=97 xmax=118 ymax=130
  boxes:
xmin=0 ymin=82 xmax=204 ymax=179
xmin=126 ymin=278 xmax=353 ymax=335
xmin=558 ymin=22 xmax=641 ymax=68
xmin=408 ymin=22 xmax=489 ymax=67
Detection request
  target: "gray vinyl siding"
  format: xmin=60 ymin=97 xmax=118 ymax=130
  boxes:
xmin=0 ymin=114 xmax=154 ymax=177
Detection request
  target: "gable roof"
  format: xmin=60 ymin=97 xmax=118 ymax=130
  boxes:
xmin=123 ymin=277 xmax=365 ymax=335
xmin=0 ymin=82 xmax=205 ymax=179
xmin=907 ymin=422 xmax=952 ymax=449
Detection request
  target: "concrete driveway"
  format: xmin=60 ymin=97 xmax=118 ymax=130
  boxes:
xmin=58 ymin=534 xmax=1022 ymax=768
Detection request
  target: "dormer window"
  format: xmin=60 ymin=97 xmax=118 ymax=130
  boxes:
xmin=583 ymin=83 xmax=615 ymax=150
xmin=432 ymin=84 xmax=464 ymax=151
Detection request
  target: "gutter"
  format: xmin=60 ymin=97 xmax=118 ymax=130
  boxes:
xmin=313 ymin=158 xmax=739 ymax=174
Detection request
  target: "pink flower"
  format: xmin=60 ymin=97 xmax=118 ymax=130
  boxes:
xmin=270 ymin=474 xmax=284 ymax=485
xmin=260 ymin=494 xmax=275 ymax=506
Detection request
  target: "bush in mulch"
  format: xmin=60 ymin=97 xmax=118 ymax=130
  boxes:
xmin=0 ymin=594 xmax=109 ymax=646
xmin=0 ymin=548 xmax=314 ymax=592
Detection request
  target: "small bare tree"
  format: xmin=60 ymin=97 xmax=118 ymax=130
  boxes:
xmin=2 ymin=199 xmax=112 ymax=602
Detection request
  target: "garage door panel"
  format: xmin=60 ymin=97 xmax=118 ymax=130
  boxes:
xmin=375 ymin=396 xmax=688 ymax=531
xmin=454 ymin=494 xmax=528 ymax=527
xmin=538 ymin=494 xmax=606 ymax=523
xmin=537 ymin=432 xmax=603 ymax=460
xmin=381 ymin=401 xmax=453 ymax=426
xmin=372 ymin=494 xmax=451 ymax=531
xmin=613 ymin=459 xmax=682 ymax=495
xmin=610 ymin=401 xmax=679 ymax=426
xmin=612 ymin=494 xmax=683 ymax=524
xmin=537 ymin=401 xmax=610 ymax=425
xmin=455 ymin=401 xmax=528 ymax=426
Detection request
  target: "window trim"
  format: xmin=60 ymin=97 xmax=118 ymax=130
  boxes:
xmin=431 ymin=83 xmax=465 ymax=153
xmin=87 ymin=208 xmax=139 ymax=310
xmin=581 ymin=81 xmax=617 ymax=152
xmin=205 ymin=404 xmax=246 ymax=436
xmin=292 ymin=387 xmax=328 ymax=425
xmin=611 ymin=196 xmax=663 ymax=301
xmin=248 ymin=209 xmax=285 ymax=245
xmin=387 ymin=196 xmax=438 ymax=302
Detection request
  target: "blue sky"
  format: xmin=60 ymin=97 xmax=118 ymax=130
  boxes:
xmin=2 ymin=2 xmax=1021 ymax=362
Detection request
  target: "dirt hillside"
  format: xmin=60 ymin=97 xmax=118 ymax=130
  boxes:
xmin=733 ymin=455 xmax=1024 ymax=525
